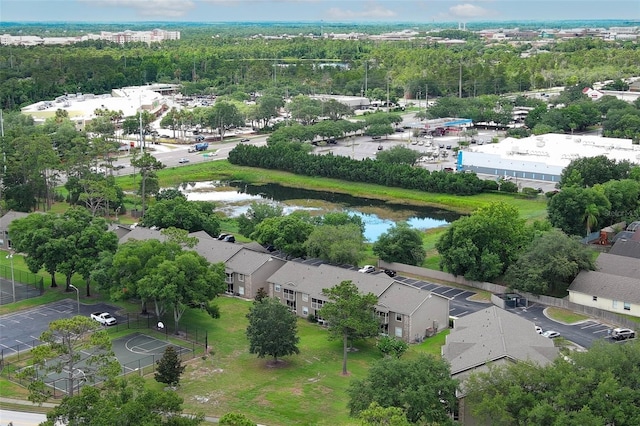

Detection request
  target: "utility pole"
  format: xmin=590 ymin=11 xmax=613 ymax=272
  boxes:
xmin=139 ymin=92 xmax=144 ymax=154
xmin=386 ymin=75 xmax=390 ymax=113
xmin=425 ymin=84 xmax=429 ymax=110
xmin=459 ymin=62 xmax=463 ymax=98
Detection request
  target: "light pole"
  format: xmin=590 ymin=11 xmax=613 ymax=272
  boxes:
xmin=5 ymin=253 xmax=15 ymax=304
xmin=69 ymin=284 xmax=79 ymax=314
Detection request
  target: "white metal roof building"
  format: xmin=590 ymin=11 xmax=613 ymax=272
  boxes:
xmin=20 ymin=85 xmax=174 ymax=131
xmin=457 ymin=133 xmax=639 ymax=182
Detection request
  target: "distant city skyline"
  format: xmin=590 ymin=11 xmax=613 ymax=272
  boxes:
xmin=2 ymin=0 xmax=639 ymax=24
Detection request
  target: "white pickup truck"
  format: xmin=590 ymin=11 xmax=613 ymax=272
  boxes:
xmin=91 ymin=312 xmax=117 ymax=326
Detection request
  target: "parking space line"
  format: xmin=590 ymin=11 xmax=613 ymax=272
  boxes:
xmin=580 ymin=323 xmax=599 ymax=329
xmin=593 ymin=329 xmax=608 ymax=334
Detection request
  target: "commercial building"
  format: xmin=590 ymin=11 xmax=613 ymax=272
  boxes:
xmin=457 ymin=133 xmax=639 ymax=182
xmin=20 ymin=85 xmax=175 ymax=132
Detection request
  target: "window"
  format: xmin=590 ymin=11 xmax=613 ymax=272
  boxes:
xmin=378 ymin=311 xmax=389 ymax=323
xmin=395 ymin=313 xmax=402 ymax=322
xmin=624 ymin=302 xmax=631 ymax=311
xmin=274 ymin=284 xmax=281 ymax=292
xmin=238 ymin=274 xmax=245 ymax=282
xmin=302 ymin=307 xmax=308 ymax=316
xmin=225 ymin=273 xmax=233 ymax=284
xmin=312 ymin=298 xmax=324 ymax=309
xmin=284 ymin=288 xmax=295 ymax=301
xmin=395 ymin=327 xmax=403 ymax=338
xmin=238 ymin=286 xmax=245 ymax=296
xmin=613 ymin=300 xmax=618 ymax=309
xmin=592 ymin=296 xmax=598 ymax=302
xmin=302 ymin=293 xmax=308 ymax=302
xmin=226 ymin=282 xmax=233 ymax=294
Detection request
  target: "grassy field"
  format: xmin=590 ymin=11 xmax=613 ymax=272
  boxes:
xmin=171 ymin=297 xmax=448 ymax=425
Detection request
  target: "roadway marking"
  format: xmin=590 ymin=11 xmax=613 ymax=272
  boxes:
xmin=580 ymin=323 xmax=599 ymax=329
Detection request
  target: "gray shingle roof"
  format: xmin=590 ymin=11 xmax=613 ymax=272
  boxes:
xmin=193 ymin=237 xmax=243 ymax=264
xmin=378 ymin=282 xmax=442 ymax=315
xmin=118 ymin=227 xmax=166 ymax=244
xmin=569 ymin=270 xmax=640 ymax=304
xmin=595 ymin=252 xmax=640 ymax=278
xmin=609 ymin=239 xmax=640 ymax=259
xmin=225 ymin=249 xmax=280 ymax=275
xmin=268 ymin=262 xmax=394 ymax=300
xmin=442 ymin=306 xmax=558 ymax=376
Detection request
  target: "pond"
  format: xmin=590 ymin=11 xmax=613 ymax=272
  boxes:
xmin=177 ymin=181 xmax=461 ymax=241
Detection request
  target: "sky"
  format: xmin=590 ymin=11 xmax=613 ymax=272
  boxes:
xmin=1 ymin=0 xmax=639 ymax=23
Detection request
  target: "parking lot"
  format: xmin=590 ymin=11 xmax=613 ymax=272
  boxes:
xmin=0 ymin=299 xmax=123 ymax=358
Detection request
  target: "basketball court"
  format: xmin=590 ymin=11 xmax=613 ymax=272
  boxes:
xmin=29 ymin=332 xmax=192 ymax=396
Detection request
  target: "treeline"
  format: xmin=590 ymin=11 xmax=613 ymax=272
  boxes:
xmin=2 ymin=33 xmax=640 ymax=110
xmin=227 ymin=142 xmax=486 ymax=195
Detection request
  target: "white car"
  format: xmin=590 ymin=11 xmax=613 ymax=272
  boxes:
xmin=358 ymin=265 xmax=375 ymax=274
xmin=535 ymin=325 xmax=543 ymax=334
xmin=178 ymin=157 xmax=190 ymax=164
xmin=542 ymin=330 xmax=560 ymax=339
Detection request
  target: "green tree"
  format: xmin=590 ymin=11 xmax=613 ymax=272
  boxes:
xmin=583 ymin=203 xmax=600 ymax=235
xmin=237 ymin=202 xmax=283 ymax=238
xmin=375 ymin=145 xmax=422 ymax=167
xmin=376 ymin=336 xmax=409 ymax=359
xmin=141 ymin=197 xmax=220 ymax=237
xmin=286 ymin=95 xmax=322 ymax=125
xmin=318 ymin=280 xmax=379 ymax=375
xmin=373 ymin=223 xmax=426 ymax=266
xmin=251 ymin=214 xmax=314 ymax=259
xmin=246 ymin=297 xmax=300 ymax=363
xmin=358 ymin=402 xmax=411 ymax=426
xmin=41 ymin=376 xmax=203 ymax=426
xmin=130 ymin=152 xmax=165 ymax=217
xmin=304 ymin=224 xmax=366 ymax=266
xmin=436 ymin=202 xmax=531 ymax=281
xmin=204 ymin=101 xmax=245 ymax=139
xmin=505 ymin=229 xmax=596 ymax=295
xmin=464 ymin=341 xmax=640 ymax=426
xmin=348 ymin=354 xmax=458 ymax=424
xmin=155 ymin=346 xmax=186 ymax=387
xmin=559 ymin=156 xmax=632 ymax=188
xmin=20 ymin=316 xmax=120 ymax=401
xmin=255 ymin=94 xmax=285 ymax=128
xmin=219 ymin=412 xmax=256 ymax=426
xmin=547 ymin=186 xmax=611 ymax=236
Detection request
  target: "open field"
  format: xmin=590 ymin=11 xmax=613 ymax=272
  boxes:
xmin=167 ymin=297 xmax=448 ymax=425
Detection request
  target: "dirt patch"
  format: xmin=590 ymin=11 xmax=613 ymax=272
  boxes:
xmin=264 ymin=359 xmax=289 ymax=369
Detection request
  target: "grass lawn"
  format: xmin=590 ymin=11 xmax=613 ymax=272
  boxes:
xmin=545 ymin=307 xmax=589 ymax=324
xmin=173 ymin=297 xmax=447 ymax=425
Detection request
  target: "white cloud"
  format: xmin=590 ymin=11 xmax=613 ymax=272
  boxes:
xmin=81 ymin=0 xmax=195 ymax=18
xmin=449 ymin=3 xmax=490 ymax=18
xmin=327 ymin=5 xmax=397 ymax=20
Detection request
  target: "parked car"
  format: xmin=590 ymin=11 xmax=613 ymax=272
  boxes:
xmin=377 ymin=145 xmax=383 ymax=151
xmin=611 ymin=328 xmax=635 ymax=341
xmin=178 ymin=158 xmax=190 ymax=164
xmin=91 ymin=312 xmax=117 ymax=326
xmin=240 ymin=138 xmax=250 ymax=142
xmin=358 ymin=265 xmax=376 ymax=274
xmin=371 ymin=135 xmax=382 ymax=140
xmin=223 ymin=235 xmax=236 ymax=243
xmin=383 ymin=269 xmax=397 ymax=277
xmin=217 ymin=233 xmax=229 ymax=240
xmin=114 ymin=164 xmax=126 ymax=170
xmin=542 ymin=330 xmax=560 ymax=338
xmin=535 ymin=325 xmax=543 ymax=334
xmin=195 ymin=135 xmax=205 ymax=142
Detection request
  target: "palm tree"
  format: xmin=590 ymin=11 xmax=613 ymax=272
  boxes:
xmin=583 ymin=203 xmax=599 ymax=236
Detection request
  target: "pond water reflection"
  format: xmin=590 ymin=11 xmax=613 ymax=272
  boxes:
xmin=178 ymin=181 xmax=461 ymax=241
